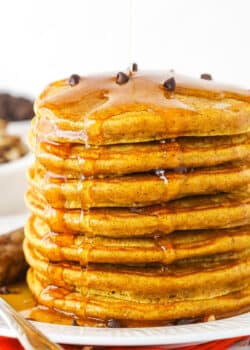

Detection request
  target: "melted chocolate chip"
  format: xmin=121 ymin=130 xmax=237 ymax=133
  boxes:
xmin=132 ymin=63 xmax=138 ymax=72
xmin=175 ymin=317 xmax=201 ymax=325
xmin=116 ymin=72 xmax=130 ymax=85
xmin=200 ymin=73 xmax=212 ymax=81
xmin=168 ymin=294 xmax=177 ymax=299
xmin=173 ymin=166 xmax=191 ymax=174
xmin=68 ymin=74 xmax=81 ymax=86
xmin=71 ymin=319 xmax=79 ymax=326
xmin=107 ymin=318 xmax=121 ymax=328
xmin=0 ymin=286 xmax=10 ymax=294
xmin=163 ymin=77 xmax=176 ymax=92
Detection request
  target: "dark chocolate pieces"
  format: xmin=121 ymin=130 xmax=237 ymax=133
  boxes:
xmin=131 ymin=62 xmax=138 ymax=72
xmin=71 ymin=319 xmax=79 ymax=326
xmin=163 ymin=77 xmax=176 ymax=92
xmin=116 ymin=72 xmax=130 ymax=85
xmin=107 ymin=318 xmax=121 ymax=328
xmin=68 ymin=74 xmax=81 ymax=86
xmin=200 ymin=73 xmax=212 ymax=81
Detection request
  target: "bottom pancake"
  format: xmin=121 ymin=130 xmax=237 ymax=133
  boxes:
xmin=28 ymin=268 xmax=250 ymax=324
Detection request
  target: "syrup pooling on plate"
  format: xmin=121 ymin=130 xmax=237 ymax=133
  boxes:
xmin=3 ymin=280 xmax=250 ymax=328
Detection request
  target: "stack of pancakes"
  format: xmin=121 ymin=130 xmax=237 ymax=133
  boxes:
xmin=24 ymin=70 xmax=250 ymax=327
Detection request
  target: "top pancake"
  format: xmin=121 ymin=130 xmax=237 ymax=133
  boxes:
xmin=34 ymin=71 xmax=250 ymax=146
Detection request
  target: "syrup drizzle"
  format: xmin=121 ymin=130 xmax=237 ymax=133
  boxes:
xmin=155 ymin=168 xmax=168 ymax=185
xmin=27 ymin=68 xmax=250 ymax=325
xmin=37 ymin=71 xmax=250 ymax=115
xmin=33 ymin=70 xmax=250 ymax=146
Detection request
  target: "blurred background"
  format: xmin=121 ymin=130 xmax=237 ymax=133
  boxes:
xmin=0 ymin=0 xmax=250 ymax=99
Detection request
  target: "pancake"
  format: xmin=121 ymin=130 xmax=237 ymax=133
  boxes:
xmin=25 ymin=215 xmax=250 ymax=265
xmin=34 ymin=71 xmax=250 ymax=146
xmin=27 ymin=268 xmax=250 ymax=323
xmin=25 ymin=187 xmax=250 ymax=237
xmin=25 ymin=70 xmax=250 ymax=326
xmin=29 ymin=132 xmax=250 ymax=177
xmin=24 ymin=240 xmax=250 ymax=301
xmin=28 ymin=162 xmax=250 ymax=209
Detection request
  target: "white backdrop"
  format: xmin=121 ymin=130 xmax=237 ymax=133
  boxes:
xmin=0 ymin=0 xmax=250 ymax=97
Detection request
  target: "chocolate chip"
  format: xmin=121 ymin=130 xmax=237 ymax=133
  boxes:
xmin=132 ymin=63 xmax=138 ymax=72
xmin=163 ymin=77 xmax=176 ymax=92
xmin=200 ymin=73 xmax=212 ymax=81
xmin=71 ymin=319 xmax=78 ymax=326
xmin=116 ymin=72 xmax=130 ymax=85
xmin=0 ymin=286 xmax=10 ymax=294
xmin=169 ymin=294 xmax=176 ymax=299
xmin=107 ymin=318 xmax=121 ymax=328
xmin=174 ymin=167 xmax=189 ymax=174
xmin=68 ymin=74 xmax=81 ymax=86
xmin=175 ymin=317 xmax=200 ymax=325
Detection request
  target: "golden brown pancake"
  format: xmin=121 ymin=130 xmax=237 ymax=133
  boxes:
xmin=27 ymin=265 xmax=250 ymax=323
xmin=25 ymin=215 xmax=250 ymax=265
xmin=25 ymin=70 xmax=250 ymax=326
xmin=29 ymin=132 xmax=250 ymax=177
xmin=27 ymin=268 xmax=250 ymax=323
xmin=34 ymin=71 xmax=250 ymax=146
xmin=28 ymin=162 xmax=250 ymax=209
xmin=24 ymin=240 xmax=250 ymax=302
xmin=25 ymin=187 xmax=250 ymax=237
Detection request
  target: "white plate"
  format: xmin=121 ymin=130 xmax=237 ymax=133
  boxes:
xmin=0 ymin=313 xmax=249 ymax=346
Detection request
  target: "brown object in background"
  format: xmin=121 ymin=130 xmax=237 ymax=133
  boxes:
xmin=0 ymin=93 xmax=33 ymax=121
xmin=0 ymin=228 xmax=27 ymax=285
xmin=0 ymin=119 xmax=27 ymax=163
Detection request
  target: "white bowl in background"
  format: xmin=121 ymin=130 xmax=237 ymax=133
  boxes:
xmin=0 ymin=120 xmax=33 ymax=235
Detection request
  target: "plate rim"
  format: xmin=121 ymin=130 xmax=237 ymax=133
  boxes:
xmin=0 ymin=312 xmax=250 ymax=346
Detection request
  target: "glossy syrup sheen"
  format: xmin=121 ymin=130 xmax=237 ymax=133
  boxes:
xmin=37 ymin=71 xmax=250 ymax=119
xmin=33 ymin=70 xmax=250 ymax=147
xmin=1 ymin=281 xmax=104 ymax=326
xmin=24 ymin=71 xmax=250 ymax=326
xmin=3 ymin=280 xmax=250 ymax=328
xmin=0 ymin=281 xmax=185 ymax=326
